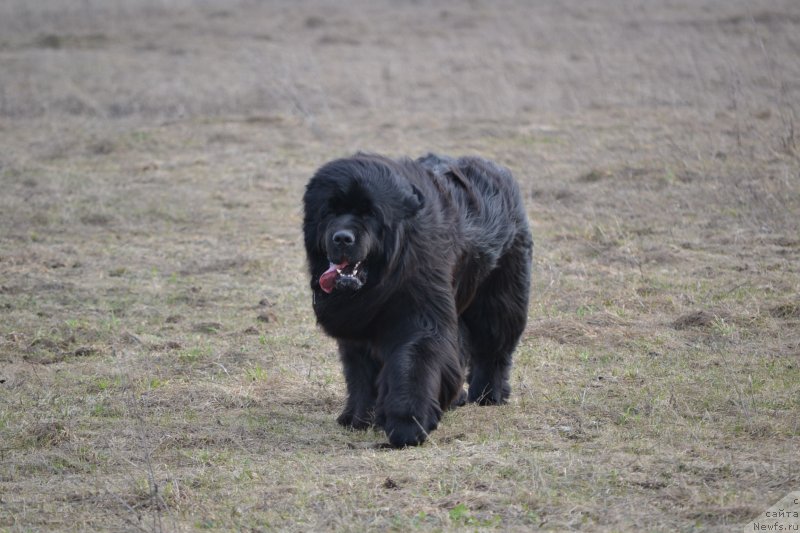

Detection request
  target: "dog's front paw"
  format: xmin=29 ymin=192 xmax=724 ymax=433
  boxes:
xmin=451 ymin=389 xmax=468 ymax=408
xmin=337 ymin=410 xmax=372 ymax=430
xmin=468 ymin=380 xmax=510 ymax=405
xmin=383 ymin=407 xmax=441 ymax=447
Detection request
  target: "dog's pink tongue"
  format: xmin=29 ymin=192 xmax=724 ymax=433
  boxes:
xmin=319 ymin=262 xmax=345 ymax=293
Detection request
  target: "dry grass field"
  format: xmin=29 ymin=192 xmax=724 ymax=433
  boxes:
xmin=1 ymin=0 xmax=799 ymax=531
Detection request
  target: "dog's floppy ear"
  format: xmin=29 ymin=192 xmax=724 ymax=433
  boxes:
xmin=403 ymin=184 xmax=424 ymax=216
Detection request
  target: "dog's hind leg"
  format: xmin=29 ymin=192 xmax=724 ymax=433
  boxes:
xmin=462 ymin=234 xmax=532 ymax=405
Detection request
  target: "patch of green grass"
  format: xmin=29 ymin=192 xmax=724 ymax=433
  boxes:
xmin=178 ymin=345 xmax=212 ymax=363
xmin=147 ymin=377 xmax=166 ymax=389
xmin=448 ymin=503 xmax=502 ymax=527
xmin=245 ymin=364 xmax=269 ymax=382
xmin=448 ymin=503 xmax=470 ymax=522
xmin=90 ymin=401 xmax=121 ymax=418
xmin=511 ymin=133 xmax=563 ymax=147
xmin=101 ymin=311 xmax=122 ymax=333
xmin=616 ymin=404 xmax=643 ymax=426
xmin=92 ymin=375 xmax=121 ymax=392
xmin=187 ymin=449 xmax=234 ymax=467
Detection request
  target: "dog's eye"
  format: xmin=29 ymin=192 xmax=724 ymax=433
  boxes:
xmin=330 ymin=200 xmax=373 ymax=218
xmin=329 ymin=197 xmax=354 ymax=216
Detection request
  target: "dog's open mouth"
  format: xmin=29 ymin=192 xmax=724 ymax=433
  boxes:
xmin=319 ymin=260 xmax=365 ymax=293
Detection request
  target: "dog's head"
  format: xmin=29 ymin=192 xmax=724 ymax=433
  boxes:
xmin=302 ymin=155 xmax=423 ymax=295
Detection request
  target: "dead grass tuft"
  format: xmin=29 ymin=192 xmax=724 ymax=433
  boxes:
xmin=528 ymin=319 xmax=595 ymax=345
xmin=672 ymin=310 xmax=729 ymax=330
xmin=27 ymin=421 xmax=70 ymax=447
xmin=578 ymin=169 xmax=611 ymax=183
xmin=769 ymin=302 xmax=800 ymax=319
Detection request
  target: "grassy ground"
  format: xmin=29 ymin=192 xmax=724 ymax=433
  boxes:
xmin=1 ymin=1 xmax=799 ymax=531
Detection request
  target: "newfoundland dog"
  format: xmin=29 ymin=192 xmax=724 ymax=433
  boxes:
xmin=303 ymin=153 xmax=532 ymax=447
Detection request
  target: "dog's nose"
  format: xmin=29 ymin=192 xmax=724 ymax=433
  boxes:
xmin=332 ymin=229 xmax=355 ymax=246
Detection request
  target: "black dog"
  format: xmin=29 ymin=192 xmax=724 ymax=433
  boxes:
xmin=303 ymin=153 xmax=532 ymax=447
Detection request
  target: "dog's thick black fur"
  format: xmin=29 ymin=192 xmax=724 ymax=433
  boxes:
xmin=303 ymin=153 xmax=532 ymax=447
